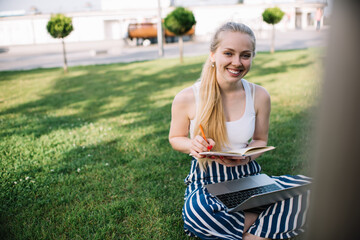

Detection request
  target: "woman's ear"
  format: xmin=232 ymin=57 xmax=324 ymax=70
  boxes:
xmin=210 ymin=52 xmax=215 ymax=63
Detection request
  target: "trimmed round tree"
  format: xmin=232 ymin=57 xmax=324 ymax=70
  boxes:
xmin=262 ymin=7 xmax=285 ymax=54
xmin=47 ymin=14 xmax=74 ymax=72
xmin=164 ymin=7 xmax=196 ymax=63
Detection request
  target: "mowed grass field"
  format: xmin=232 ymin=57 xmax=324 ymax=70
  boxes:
xmin=0 ymin=48 xmax=322 ymax=239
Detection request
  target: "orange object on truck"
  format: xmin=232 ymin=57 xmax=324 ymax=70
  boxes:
xmin=128 ymin=22 xmax=195 ymax=46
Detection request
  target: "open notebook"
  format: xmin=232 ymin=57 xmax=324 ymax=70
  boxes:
xmin=206 ymin=174 xmax=311 ymax=212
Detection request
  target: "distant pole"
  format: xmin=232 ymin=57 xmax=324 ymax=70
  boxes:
xmin=157 ymin=0 xmax=164 ymax=57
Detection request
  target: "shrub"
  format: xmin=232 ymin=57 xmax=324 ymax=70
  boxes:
xmin=46 ymin=14 xmax=74 ymax=72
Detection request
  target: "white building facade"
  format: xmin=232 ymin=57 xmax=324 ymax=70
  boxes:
xmin=0 ymin=0 xmax=328 ymax=46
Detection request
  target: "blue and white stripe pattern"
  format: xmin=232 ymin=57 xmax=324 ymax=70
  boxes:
xmin=182 ymin=159 xmax=311 ymax=239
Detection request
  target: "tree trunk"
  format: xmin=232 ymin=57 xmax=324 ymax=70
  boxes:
xmin=62 ymin=38 xmax=68 ymax=73
xmin=156 ymin=0 xmax=164 ymax=57
xmin=179 ymin=36 xmax=184 ymax=64
xmin=271 ymin=24 xmax=275 ymax=54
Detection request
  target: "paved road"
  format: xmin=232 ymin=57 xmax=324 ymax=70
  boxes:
xmin=0 ymin=29 xmax=328 ymax=71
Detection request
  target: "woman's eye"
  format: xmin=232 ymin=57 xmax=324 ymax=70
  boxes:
xmin=241 ymin=54 xmax=251 ymax=59
xmin=224 ymin=52 xmax=232 ymax=56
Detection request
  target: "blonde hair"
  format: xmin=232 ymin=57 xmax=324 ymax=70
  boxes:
xmin=193 ymin=22 xmax=256 ymax=171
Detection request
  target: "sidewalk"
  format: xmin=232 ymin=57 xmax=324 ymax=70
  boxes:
xmin=0 ymin=29 xmax=329 ymax=71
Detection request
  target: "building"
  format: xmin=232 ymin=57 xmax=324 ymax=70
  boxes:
xmin=0 ymin=0 xmax=328 ymax=46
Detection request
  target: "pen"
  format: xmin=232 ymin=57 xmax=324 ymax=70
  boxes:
xmin=199 ymin=124 xmax=212 ymax=151
xmin=199 ymin=124 xmax=208 ymax=143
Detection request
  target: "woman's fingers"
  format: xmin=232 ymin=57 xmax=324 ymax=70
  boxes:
xmin=194 ymin=135 xmax=214 ymax=152
xmin=207 ymin=138 xmax=215 ymax=150
xmin=190 ymin=135 xmax=213 ymax=157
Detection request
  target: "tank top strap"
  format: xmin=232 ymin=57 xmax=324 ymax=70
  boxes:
xmin=192 ymin=81 xmax=201 ymax=105
xmin=252 ymin=82 xmax=256 ymax=103
xmin=241 ymin=79 xmax=256 ymax=116
xmin=190 ymin=81 xmax=201 ymax=139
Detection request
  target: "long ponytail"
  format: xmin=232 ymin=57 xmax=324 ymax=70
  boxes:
xmin=193 ymin=57 xmax=228 ymax=171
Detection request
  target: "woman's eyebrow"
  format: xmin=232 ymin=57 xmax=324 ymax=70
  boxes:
xmin=222 ymin=48 xmax=235 ymax=52
xmin=241 ymin=50 xmax=253 ymax=54
xmin=222 ymin=48 xmax=252 ymax=53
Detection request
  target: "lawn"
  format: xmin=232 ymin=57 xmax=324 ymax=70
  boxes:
xmin=0 ymin=48 xmax=321 ymax=239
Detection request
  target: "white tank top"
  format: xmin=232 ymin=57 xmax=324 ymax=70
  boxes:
xmin=189 ymin=79 xmax=256 ymax=151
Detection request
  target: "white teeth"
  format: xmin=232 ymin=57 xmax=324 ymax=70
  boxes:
xmin=228 ymin=69 xmax=240 ymax=74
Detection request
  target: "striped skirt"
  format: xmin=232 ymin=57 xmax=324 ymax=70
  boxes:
xmin=182 ymin=158 xmax=311 ymax=239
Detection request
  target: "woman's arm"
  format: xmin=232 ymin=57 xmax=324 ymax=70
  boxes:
xmin=168 ymin=87 xmax=214 ymax=158
xmin=247 ymin=85 xmax=271 ymax=158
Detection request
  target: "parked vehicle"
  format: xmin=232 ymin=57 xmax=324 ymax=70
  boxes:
xmin=127 ymin=22 xmax=195 ymax=46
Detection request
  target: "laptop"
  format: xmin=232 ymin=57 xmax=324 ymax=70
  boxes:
xmin=205 ymin=174 xmax=311 ymax=212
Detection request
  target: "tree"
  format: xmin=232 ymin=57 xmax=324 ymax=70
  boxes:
xmin=47 ymin=14 xmax=74 ymax=72
xmin=164 ymin=7 xmax=196 ymax=63
xmin=262 ymin=7 xmax=285 ymax=54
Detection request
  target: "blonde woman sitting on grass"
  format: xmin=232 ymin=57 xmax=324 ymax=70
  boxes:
xmin=169 ymin=22 xmax=311 ymax=240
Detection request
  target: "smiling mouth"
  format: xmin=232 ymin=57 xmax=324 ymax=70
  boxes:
xmin=227 ymin=68 xmax=242 ymax=76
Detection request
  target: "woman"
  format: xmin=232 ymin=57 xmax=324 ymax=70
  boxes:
xmin=168 ymin=22 xmax=311 ymax=240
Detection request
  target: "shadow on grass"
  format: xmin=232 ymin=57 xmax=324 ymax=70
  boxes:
xmin=250 ymin=51 xmax=314 ymax=81
xmin=0 ymin=59 xmax=203 ymax=138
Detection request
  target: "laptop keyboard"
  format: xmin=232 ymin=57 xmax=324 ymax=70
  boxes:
xmin=216 ymin=183 xmax=282 ymax=208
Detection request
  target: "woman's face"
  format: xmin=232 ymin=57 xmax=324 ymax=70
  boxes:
xmin=210 ymin=31 xmax=254 ymax=85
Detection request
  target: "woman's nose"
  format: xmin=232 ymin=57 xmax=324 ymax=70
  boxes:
xmin=232 ymin=56 xmax=242 ymax=66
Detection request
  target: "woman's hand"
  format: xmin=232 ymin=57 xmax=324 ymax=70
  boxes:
xmin=212 ymin=156 xmax=251 ymax=167
xmin=189 ymin=135 xmax=215 ymax=159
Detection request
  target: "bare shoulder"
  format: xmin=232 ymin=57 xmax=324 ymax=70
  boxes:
xmin=254 ymin=84 xmax=270 ymax=101
xmin=172 ymin=86 xmax=196 ymax=119
xmin=253 ymin=84 xmax=271 ymax=111
xmin=172 ymin=86 xmax=195 ymax=105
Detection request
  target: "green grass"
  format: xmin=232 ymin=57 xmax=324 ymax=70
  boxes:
xmin=0 ymin=49 xmax=322 ymax=239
